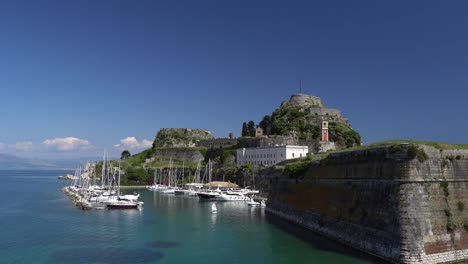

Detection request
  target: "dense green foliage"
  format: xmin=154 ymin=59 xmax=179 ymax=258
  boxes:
xmin=123 ymin=167 xmax=150 ymax=185
xmin=259 ymin=115 xmax=271 ymax=130
xmin=328 ymin=122 xmax=361 ymax=148
xmin=125 ymin=148 xmax=153 ymax=166
xmin=204 ymin=146 xmax=236 ymax=165
xmin=285 ymin=160 xmax=311 ymax=179
xmin=240 ymin=163 xmax=254 ymax=169
xmin=266 ymin=104 xmax=310 ymax=136
xmin=257 ymin=103 xmax=361 ymax=148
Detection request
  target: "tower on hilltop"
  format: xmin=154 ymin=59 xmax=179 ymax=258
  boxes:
xmin=321 ymin=121 xmax=329 ymax=142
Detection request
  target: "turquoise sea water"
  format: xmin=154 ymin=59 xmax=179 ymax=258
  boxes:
xmin=0 ymin=170 xmax=378 ymax=264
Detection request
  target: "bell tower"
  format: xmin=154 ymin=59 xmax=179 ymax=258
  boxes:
xmin=321 ymin=121 xmax=329 ymax=142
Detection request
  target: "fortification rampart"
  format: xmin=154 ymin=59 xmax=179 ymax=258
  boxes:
xmin=266 ymin=145 xmax=468 ymax=263
xmin=198 ymin=138 xmax=237 ymax=148
xmin=151 ymin=148 xmax=204 ymax=163
xmin=309 ymin=108 xmax=341 ymax=117
xmin=237 ymin=136 xmax=298 ymax=148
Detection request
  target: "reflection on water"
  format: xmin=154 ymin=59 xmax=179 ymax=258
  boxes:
xmin=210 ymin=208 xmax=217 ymax=227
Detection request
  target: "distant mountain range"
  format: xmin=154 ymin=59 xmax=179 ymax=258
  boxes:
xmin=0 ymin=154 xmax=60 ymax=169
xmin=0 ymin=154 xmax=103 ymax=170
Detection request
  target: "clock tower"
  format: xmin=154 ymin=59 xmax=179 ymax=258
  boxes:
xmin=321 ymin=121 xmax=329 ymax=142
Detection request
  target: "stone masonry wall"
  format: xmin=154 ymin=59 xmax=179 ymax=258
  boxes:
xmin=266 ymin=145 xmax=468 ymax=264
xmin=153 ymin=148 xmax=204 ymax=163
xmin=237 ymin=136 xmax=298 ymax=148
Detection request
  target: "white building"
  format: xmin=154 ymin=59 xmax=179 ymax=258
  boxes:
xmin=237 ymin=145 xmax=309 ymax=167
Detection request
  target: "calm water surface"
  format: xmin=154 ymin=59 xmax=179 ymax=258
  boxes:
xmin=0 ymin=170 xmax=377 ymax=264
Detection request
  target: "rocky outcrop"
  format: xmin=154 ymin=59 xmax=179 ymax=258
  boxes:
xmin=288 ymin=94 xmax=325 ymax=108
xmin=152 ymin=148 xmax=204 ymax=163
xmin=258 ymin=93 xmax=360 ymax=152
xmin=153 ymin=128 xmax=214 ymax=148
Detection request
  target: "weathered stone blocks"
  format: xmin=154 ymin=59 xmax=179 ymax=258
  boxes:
xmin=266 ymin=145 xmax=468 ymax=263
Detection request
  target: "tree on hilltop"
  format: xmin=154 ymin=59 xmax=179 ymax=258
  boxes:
xmin=242 ymin=122 xmax=249 ymax=137
xmin=121 ymin=150 xmax=131 ymax=160
xmin=259 ymin=115 xmax=271 ymax=133
xmin=248 ymin=121 xmax=256 ymax=137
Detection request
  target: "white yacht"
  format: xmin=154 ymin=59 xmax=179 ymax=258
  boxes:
xmin=215 ymin=192 xmax=250 ymax=201
xmin=197 ymin=188 xmax=221 ymax=200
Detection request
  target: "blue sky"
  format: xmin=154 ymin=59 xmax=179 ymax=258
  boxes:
xmin=0 ymin=0 xmax=467 ymax=159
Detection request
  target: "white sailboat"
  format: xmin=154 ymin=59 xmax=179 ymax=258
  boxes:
xmin=162 ymin=159 xmax=178 ymax=194
xmin=106 ymin=162 xmax=143 ymax=209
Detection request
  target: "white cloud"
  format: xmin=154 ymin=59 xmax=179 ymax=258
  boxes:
xmin=15 ymin=141 xmax=34 ymax=151
xmin=114 ymin=137 xmax=152 ymax=150
xmin=42 ymin=137 xmax=92 ymax=151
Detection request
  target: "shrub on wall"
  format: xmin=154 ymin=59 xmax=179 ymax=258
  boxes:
xmin=240 ymin=164 xmax=254 ymax=169
xmin=285 ymin=160 xmax=311 ymax=179
xmin=407 ymin=145 xmax=429 ymax=162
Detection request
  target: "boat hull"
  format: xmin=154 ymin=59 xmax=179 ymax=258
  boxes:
xmin=216 ymin=195 xmax=249 ymax=201
xmin=107 ymin=204 xmax=139 ymax=209
xmin=197 ymin=193 xmax=219 ymax=199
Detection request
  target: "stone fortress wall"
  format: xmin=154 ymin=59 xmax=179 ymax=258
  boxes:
xmin=309 ymin=108 xmax=341 ymax=117
xmin=288 ymin=94 xmax=325 ymax=107
xmin=265 ymin=144 xmax=468 ymax=264
xmin=198 ymin=138 xmax=238 ymax=148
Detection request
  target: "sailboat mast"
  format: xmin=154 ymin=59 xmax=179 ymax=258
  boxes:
xmin=118 ymin=161 xmax=121 ymax=196
xmin=101 ymin=151 xmax=106 ymax=188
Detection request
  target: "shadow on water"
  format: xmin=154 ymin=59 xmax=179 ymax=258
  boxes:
xmin=265 ymin=214 xmax=389 ymax=264
xmin=189 ymin=227 xmax=200 ymax=232
xmin=145 ymin=241 xmax=180 ymax=249
xmin=49 ymin=247 xmax=164 ymax=264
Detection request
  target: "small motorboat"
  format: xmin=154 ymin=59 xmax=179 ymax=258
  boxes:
xmin=260 ymin=200 xmax=266 ymax=208
xmin=247 ymin=197 xmax=260 ymax=206
xmin=211 ymin=203 xmax=217 ymax=213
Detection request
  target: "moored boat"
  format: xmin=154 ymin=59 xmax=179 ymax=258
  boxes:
xmin=215 ymin=192 xmax=250 ymax=201
xmin=197 ymin=189 xmax=221 ymax=200
xmin=247 ymin=197 xmax=260 ymax=206
xmin=107 ymin=200 xmax=141 ymax=209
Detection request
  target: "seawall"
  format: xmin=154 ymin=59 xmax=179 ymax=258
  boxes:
xmin=265 ymin=144 xmax=468 ymax=263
